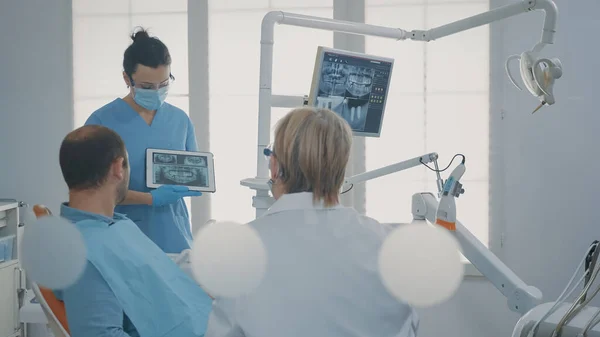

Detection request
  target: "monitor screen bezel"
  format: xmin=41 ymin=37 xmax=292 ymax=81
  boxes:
xmin=307 ymin=46 xmax=395 ymax=138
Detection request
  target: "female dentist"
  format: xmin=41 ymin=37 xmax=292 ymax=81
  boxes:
xmin=205 ymin=107 xmax=419 ymax=337
xmin=84 ymin=28 xmax=201 ymax=254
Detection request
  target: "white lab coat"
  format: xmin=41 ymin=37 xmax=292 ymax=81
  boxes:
xmin=205 ymin=192 xmax=419 ymax=337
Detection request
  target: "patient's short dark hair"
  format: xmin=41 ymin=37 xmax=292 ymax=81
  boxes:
xmin=59 ymin=125 xmax=128 ymax=190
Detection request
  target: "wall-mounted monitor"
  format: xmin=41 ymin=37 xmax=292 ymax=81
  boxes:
xmin=308 ymin=46 xmax=394 ymax=137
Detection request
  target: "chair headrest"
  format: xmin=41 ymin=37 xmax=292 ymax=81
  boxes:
xmin=33 ymin=205 xmax=52 ymax=218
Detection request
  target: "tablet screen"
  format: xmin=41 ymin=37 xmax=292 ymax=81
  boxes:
xmin=152 ymin=151 xmax=209 ymax=188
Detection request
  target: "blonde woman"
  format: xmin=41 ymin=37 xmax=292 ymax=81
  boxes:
xmin=205 ymin=107 xmax=418 ymax=337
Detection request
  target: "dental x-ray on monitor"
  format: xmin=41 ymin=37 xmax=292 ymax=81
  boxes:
xmin=308 ymin=46 xmax=394 ymax=137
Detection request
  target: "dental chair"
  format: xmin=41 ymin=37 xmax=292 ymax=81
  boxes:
xmin=31 ymin=204 xmax=70 ymax=337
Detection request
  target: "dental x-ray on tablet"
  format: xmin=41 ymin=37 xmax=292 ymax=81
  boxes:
xmin=308 ymin=46 xmax=394 ymax=137
xmin=146 ymin=148 xmax=216 ymax=192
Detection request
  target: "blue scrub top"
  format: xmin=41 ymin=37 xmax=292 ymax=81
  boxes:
xmin=85 ymin=98 xmax=199 ymax=253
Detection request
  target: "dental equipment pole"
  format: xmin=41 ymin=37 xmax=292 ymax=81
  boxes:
xmin=242 ymin=0 xmax=559 ymax=218
xmin=342 ymin=153 xmax=442 ymax=193
xmin=411 ymin=0 xmax=556 ymax=44
xmin=413 ymin=162 xmax=600 ymax=336
xmin=344 ymin=154 xmax=543 ymax=315
xmin=412 ymin=191 xmax=543 ymax=315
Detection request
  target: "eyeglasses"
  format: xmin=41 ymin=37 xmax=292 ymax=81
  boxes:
xmin=264 ymin=144 xmax=284 ymax=179
xmin=263 ymin=144 xmax=275 ymax=160
xmin=130 ymin=74 xmax=176 ymax=90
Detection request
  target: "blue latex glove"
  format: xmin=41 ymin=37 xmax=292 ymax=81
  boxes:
xmin=150 ymin=185 xmax=202 ymax=207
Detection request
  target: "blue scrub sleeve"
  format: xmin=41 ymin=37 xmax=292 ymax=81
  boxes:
xmin=186 ymin=117 xmax=199 ymax=152
xmin=62 ymin=261 xmax=135 ymax=337
xmin=84 ymin=113 xmax=103 ymax=126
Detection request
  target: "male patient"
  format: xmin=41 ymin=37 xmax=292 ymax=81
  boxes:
xmin=54 ymin=125 xmax=212 ymax=337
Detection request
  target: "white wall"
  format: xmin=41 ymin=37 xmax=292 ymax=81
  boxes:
xmin=498 ymin=0 xmax=599 ymax=299
xmin=0 ymin=0 xmax=73 ymax=213
xmin=418 ymin=1 xmax=600 ymax=336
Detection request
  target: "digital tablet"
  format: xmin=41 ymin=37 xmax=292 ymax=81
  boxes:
xmin=146 ymin=148 xmax=216 ymax=193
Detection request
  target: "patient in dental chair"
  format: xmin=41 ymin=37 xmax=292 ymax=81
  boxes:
xmin=53 ymin=125 xmax=212 ymax=337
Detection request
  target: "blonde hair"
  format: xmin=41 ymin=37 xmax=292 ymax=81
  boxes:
xmin=272 ymin=107 xmax=353 ymax=207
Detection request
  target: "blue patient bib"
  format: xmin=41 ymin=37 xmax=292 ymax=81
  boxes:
xmin=75 ymin=219 xmax=212 ymax=337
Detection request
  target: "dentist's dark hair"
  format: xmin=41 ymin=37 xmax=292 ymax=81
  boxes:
xmin=123 ymin=27 xmax=172 ymax=79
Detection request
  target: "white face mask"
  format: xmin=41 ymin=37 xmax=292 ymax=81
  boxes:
xmin=133 ymin=86 xmax=169 ymax=110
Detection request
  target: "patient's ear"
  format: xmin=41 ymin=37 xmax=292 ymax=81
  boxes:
xmin=111 ymin=157 xmax=126 ymax=180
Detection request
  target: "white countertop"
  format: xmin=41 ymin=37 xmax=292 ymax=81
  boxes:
xmin=0 ymin=200 xmax=19 ymax=213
